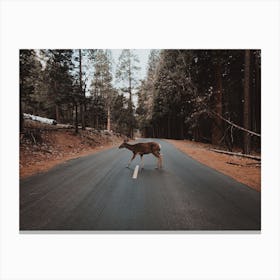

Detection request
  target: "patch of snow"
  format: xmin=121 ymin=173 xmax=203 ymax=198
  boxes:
xmin=23 ymin=113 xmax=57 ymax=125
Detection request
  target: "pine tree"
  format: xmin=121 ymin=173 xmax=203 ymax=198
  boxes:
xmin=116 ymin=50 xmax=140 ymax=138
xmin=43 ymin=49 xmax=74 ymax=123
xmin=19 ymin=49 xmax=43 ymax=131
xmin=90 ymin=49 xmax=114 ymax=130
xmin=136 ymin=50 xmax=160 ymax=137
xmin=150 ymin=50 xmax=196 ymax=139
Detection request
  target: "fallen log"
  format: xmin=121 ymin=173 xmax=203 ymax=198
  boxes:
xmin=24 ymin=113 xmax=57 ymax=125
xmin=210 ymin=148 xmax=261 ymax=161
xmin=226 ymin=161 xmax=261 ymax=167
xmin=226 ymin=162 xmax=246 ymax=167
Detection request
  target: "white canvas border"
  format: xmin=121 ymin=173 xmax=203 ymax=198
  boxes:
xmin=0 ymin=1 xmax=279 ymax=279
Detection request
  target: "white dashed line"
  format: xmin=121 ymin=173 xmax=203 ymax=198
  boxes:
xmin=132 ymin=165 xmax=139 ymax=179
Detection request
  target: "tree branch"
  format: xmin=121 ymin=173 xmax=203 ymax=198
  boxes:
xmin=211 ymin=111 xmax=261 ymax=137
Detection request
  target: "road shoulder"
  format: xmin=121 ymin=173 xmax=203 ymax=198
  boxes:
xmin=166 ymin=139 xmax=261 ymax=192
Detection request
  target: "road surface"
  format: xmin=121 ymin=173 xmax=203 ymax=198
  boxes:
xmin=20 ymin=139 xmax=261 ymax=230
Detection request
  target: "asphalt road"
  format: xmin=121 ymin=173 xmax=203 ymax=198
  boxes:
xmin=20 ymin=139 xmax=261 ymax=231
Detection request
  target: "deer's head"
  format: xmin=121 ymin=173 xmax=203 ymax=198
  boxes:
xmin=119 ymin=139 xmax=128 ymax=149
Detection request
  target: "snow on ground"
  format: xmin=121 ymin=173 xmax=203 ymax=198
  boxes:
xmin=23 ymin=113 xmax=57 ymax=125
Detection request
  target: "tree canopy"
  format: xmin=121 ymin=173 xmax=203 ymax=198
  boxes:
xmin=20 ymin=49 xmax=261 ymax=153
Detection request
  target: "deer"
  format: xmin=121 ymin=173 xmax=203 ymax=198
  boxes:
xmin=119 ymin=139 xmax=163 ymax=169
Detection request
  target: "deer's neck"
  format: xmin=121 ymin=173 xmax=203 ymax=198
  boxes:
xmin=124 ymin=143 xmax=135 ymax=151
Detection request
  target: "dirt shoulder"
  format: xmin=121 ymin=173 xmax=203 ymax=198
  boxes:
xmin=20 ymin=120 xmax=122 ymax=179
xmin=166 ymin=139 xmax=261 ymax=192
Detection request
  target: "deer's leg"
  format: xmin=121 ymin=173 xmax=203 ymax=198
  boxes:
xmin=152 ymin=151 xmax=162 ymax=169
xmin=127 ymin=152 xmax=136 ymax=168
xmin=140 ymin=154 xmax=144 ymax=169
xmin=159 ymin=153 xmax=163 ymax=168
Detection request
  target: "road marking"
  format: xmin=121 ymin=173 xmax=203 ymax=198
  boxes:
xmin=132 ymin=165 xmax=139 ymax=179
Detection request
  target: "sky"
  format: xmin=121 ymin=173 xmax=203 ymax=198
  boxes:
xmin=108 ymin=49 xmax=152 ymax=105
xmin=110 ymin=49 xmax=151 ymax=84
xmin=35 ymin=49 xmax=152 ymax=103
xmin=77 ymin=49 xmax=151 ymax=100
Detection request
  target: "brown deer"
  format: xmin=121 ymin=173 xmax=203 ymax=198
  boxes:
xmin=119 ymin=139 xmax=163 ymax=169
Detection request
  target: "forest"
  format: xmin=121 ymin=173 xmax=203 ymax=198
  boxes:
xmin=20 ymin=49 xmax=261 ymax=154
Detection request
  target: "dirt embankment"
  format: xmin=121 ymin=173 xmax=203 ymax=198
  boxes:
xmin=20 ymin=120 xmax=122 ymax=178
xmin=167 ymin=139 xmax=261 ymax=192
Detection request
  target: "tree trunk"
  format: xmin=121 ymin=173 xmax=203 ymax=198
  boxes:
xmin=20 ymin=99 xmax=24 ymax=132
xmin=167 ymin=116 xmax=171 ymax=138
xmin=243 ymin=50 xmax=251 ymax=154
xmin=107 ymin=107 xmax=111 ymax=131
xmin=128 ymin=58 xmax=134 ymax=139
xmin=180 ymin=122 xmax=184 ymax=139
xmin=79 ymin=49 xmax=85 ymax=130
xmin=211 ymin=60 xmax=223 ymax=145
xmin=55 ymin=104 xmax=60 ymax=123
xmin=128 ymin=101 xmax=134 ymax=139
xmin=256 ymin=51 xmax=261 ymax=134
xmin=75 ymin=104 xmax=78 ymax=134
xmin=128 ymin=58 xmax=132 ymax=102
xmin=68 ymin=105 xmax=73 ymax=124
xmin=254 ymin=50 xmax=261 ymax=152
xmin=54 ymin=80 xmax=60 ymax=123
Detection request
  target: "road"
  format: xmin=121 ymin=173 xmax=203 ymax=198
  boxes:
xmin=20 ymin=139 xmax=261 ymax=230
